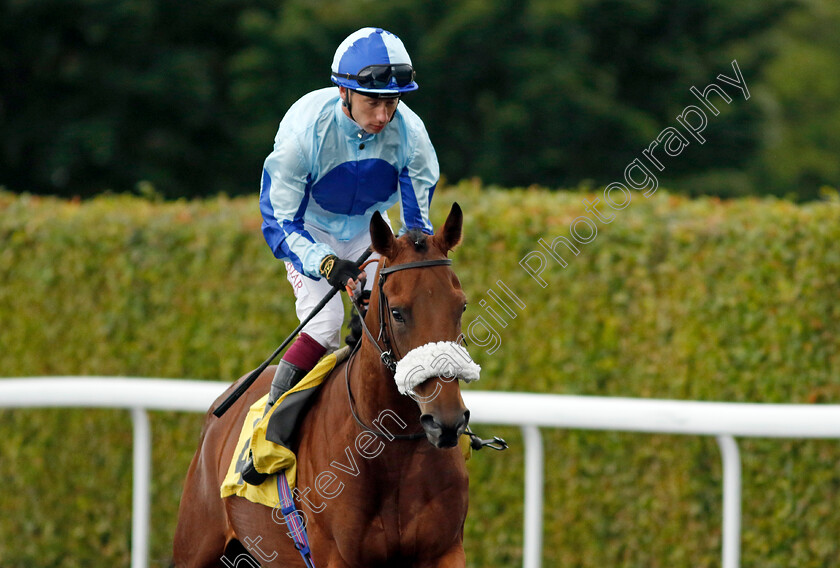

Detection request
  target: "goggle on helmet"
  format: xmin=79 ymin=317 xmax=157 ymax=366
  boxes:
xmin=330 ymin=28 xmax=418 ymax=98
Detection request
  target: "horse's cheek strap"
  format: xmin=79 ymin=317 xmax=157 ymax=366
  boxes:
xmin=393 ymin=341 xmax=481 ymax=396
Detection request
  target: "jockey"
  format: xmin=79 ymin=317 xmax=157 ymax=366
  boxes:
xmin=258 ymin=28 xmax=439 ymax=414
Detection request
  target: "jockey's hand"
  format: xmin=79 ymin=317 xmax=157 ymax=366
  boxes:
xmin=319 ymin=254 xmax=363 ymax=290
xmin=346 ymin=274 xmax=369 ymax=303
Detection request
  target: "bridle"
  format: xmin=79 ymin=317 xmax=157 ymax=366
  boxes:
xmin=342 ymin=251 xmax=509 ymax=451
xmin=358 ymin=257 xmax=453 ymax=372
xmin=344 ymin=255 xmax=453 ymax=441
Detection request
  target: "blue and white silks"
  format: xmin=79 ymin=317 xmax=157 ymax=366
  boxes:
xmin=260 ymin=87 xmax=439 ymax=279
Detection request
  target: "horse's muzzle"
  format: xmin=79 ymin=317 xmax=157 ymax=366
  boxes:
xmin=420 ymin=409 xmax=470 ymax=448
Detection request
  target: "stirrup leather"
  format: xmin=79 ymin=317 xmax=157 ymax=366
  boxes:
xmin=241 ymin=360 xmax=307 ymax=485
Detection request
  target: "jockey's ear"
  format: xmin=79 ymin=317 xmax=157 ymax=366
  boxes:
xmin=434 ymin=202 xmax=463 ymax=254
xmin=370 ymin=211 xmax=397 ymax=258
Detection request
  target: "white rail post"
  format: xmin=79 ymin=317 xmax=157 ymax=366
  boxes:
xmin=521 ymin=425 xmax=544 ymax=568
xmin=716 ymin=435 xmax=741 ymax=568
xmin=131 ymin=408 xmax=152 ymax=568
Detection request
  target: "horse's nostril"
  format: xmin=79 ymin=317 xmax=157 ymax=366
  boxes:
xmin=420 ymin=414 xmax=441 ymax=432
xmin=421 ymin=412 xmax=471 ymax=449
xmin=452 ymin=411 xmax=469 ymax=441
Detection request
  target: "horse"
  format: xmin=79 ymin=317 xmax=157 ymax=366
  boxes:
xmin=173 ymin=203 xmax=474 ymax=567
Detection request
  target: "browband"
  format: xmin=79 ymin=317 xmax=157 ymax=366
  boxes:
xmin=379 ymin=258 xmax=452 ymax=277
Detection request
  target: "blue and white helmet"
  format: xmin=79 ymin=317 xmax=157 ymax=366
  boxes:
xmin=330 ymin=28 xmax=418 ymax=97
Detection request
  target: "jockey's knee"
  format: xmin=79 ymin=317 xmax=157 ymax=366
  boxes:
xmin=302 ymin=310 xmax=344 ymax=352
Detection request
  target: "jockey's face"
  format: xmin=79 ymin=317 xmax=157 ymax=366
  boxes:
xmin=339 ymin=87 xmax=399 ymax=135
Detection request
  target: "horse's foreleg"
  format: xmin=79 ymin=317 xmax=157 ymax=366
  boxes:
xmin=419 ymin=546 xmax=466 ymax=568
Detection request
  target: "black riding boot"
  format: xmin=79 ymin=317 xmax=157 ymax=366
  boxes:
xmin=267 ymin=359 xmax=306 ymax=407
xmin=241 ymin=360 xmax=307 ymax=485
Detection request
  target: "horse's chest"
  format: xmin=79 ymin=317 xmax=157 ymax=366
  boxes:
xmin=312 ymin=461 xmax=468 ymax=565
xmin=356 ymin=493 xmax=466 ymax=564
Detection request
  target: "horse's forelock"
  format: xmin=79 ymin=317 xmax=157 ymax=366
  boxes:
xmin=384 ymin=229 xmax=451 ymax=271
xmin=410 ymin=229 xmax=428 ymax=252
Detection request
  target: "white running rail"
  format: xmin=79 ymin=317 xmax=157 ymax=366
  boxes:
xmin=2 ymin=378 xmax=840 ymax=568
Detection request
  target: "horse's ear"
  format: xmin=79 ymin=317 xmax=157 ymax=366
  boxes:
xmin=435 ymin=202 xmax=463 ymax=254
xmin=370 ymin=211 xmax=397 ymax=258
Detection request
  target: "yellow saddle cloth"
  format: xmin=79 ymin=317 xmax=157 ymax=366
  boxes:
xmin=220 ymin=348 xmax=347 ymax=507
xmin=220 ymin=346 xmax=473 ymax=509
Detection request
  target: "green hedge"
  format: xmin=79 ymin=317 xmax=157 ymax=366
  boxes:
xmin=1 ymin=184 xmax=839 ymax=567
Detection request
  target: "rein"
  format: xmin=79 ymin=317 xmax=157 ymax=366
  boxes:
xmin=344 ymin=343 xmax=425 ymax=440
xmin=344 ymin=257 xmax=453 ymax=441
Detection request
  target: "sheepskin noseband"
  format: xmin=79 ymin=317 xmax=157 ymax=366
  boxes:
xmin=393 ymin=341 xmax=481 ymax=395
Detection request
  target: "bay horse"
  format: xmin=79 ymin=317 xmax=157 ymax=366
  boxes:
xmin=174 ymin=203 xmax=473 ymax=567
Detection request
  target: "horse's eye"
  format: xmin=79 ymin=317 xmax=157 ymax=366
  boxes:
xmin=462 ymin=303 xmax=468 ymax=313
xmin=391 ymin=308 xmax=405 ymax=323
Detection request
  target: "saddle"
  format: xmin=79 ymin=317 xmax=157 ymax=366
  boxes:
xmin=220 ymin=347 xmax=350 ymax=507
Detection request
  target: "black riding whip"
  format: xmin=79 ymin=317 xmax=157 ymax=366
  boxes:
xmin=212 ymin=247 xmax=373 ymax=417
